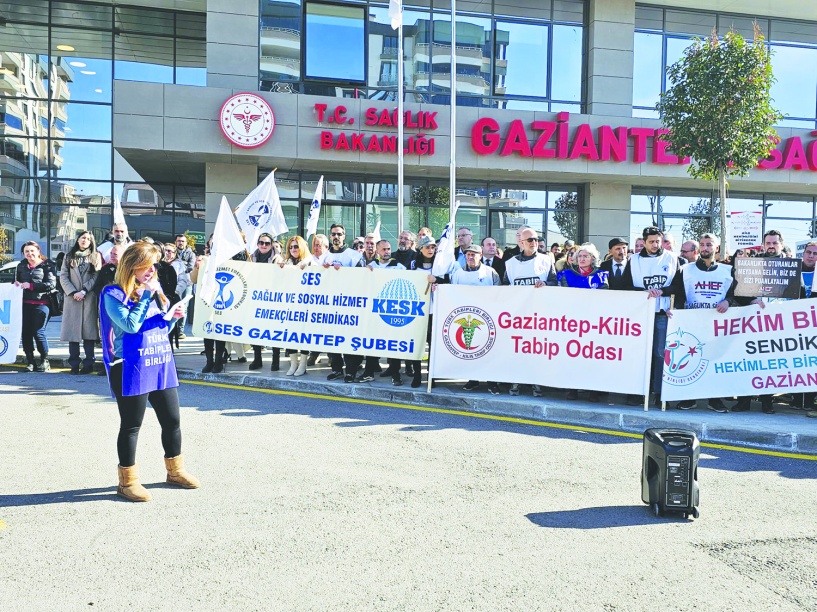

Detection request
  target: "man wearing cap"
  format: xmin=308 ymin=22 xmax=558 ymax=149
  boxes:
xmin=447 ymin=244 xmax=501 ymax=395
xmin=599 ymin=237 xmax=630 ymax=290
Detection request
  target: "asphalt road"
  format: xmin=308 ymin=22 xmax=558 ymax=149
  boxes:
xmin=1 ymin=366 xmax=815 ymax=611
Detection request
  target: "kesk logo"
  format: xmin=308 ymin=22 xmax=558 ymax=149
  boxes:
xmin=220 ymin=93 xmax=275 ymax=148
xmin=442 ymin=306 xmax=496 ymax=360
xmin=372 ymin=278 xmax=425 ymax=327
xmin=662 ymin=329 xmax=709 ymax=386
xmin=211 ymin=268 xmax=248 ymax=312
xmin=0 ymin=335 xmax=7 ymax=358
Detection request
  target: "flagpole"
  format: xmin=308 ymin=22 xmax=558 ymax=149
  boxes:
xmin=449 ymin=0 xmax=457 ymax=217
xmin=397 ymin=6 xmax=404 ymax=235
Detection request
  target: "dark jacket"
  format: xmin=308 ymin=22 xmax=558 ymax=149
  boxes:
xmin=394 ymin=248 xmax=416 ymax=268
xmin=599 ymin=258 xmax=629 ymax=290
xmin=16 ymin=259 xmax=57 ymax=300
xmin=155 ymin=261 xmax=179 ymax=306
xmin=481 ymin=254 xmax=505 ymax=280
xmin=501 ymin=245 xmax=521 ymax=262
xmin=92 ymin=263 xmax=117 ymax=295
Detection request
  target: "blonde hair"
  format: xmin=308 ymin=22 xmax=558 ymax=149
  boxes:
xmin=287 ymin=235 xmax=312 ymax=265
xmin=114 ymin=241 xmax=167 ymax=306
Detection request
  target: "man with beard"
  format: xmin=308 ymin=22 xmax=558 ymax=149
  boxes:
xmin=356 ymin=233 xmax=378 ymax=267
xmin=357 ymin=240 xmax=406 ymax=386
xmin=620 ymin=226 xmax=680 ymax=407
xmin=668 ymin=233 xmax=734 ymax=413
xmin=323 ymin=223 xmax=364 ymax=382
xmin=599 ymin=237 xmax=629 ymax=290
xmin=98 ymin=223 xmax=133 ymax=263
xmin=394 ymin=230 xmax=416 ymax=268
xmin=733 ymin=230 xmax=806 ymax=414
xmin=503 ymin=227 xmax=556 ymax=397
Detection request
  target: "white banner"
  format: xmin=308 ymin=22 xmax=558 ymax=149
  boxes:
xmin=727 ymin=210 xmax=762 ymax=254
xmin=430 ymin=286 xmax=656 ymax=394
xmin=193 ymin=260 xmax=429 ymax=359
xmin=662 ymin=300 xmax=817 ymax=401
xmin=0 ymin=284 xmax=23 ymax=364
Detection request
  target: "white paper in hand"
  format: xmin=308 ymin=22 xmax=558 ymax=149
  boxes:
xmin=164 ymin=294 xmax=193 ymax=321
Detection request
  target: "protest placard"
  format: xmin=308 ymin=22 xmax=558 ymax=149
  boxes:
xmin=734 ymin=257 xmax=802 ymax=299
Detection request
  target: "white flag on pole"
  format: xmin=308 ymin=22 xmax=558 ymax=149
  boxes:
xmin=233 ymin=170 xmax=289 ymax=247
xmin=372 ymin=220 xmax=381 ymax=244
xmin=432 ymin=202 xmax=460 ymax=277
xmin=113 ymin=194 xmax=126 ymax=226
xmin=200 ymin=196 xmax=247 ymax=305
xmin=305 ymin=176 xmax=324 ymax=239
xmin=389 ymin=0 xmax=402 ymax=30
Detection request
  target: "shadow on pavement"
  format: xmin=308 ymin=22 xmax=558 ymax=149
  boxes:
xmin=525 ymin=505 xmax=688 ymax=528
xmin=0 ymin=486 xmax=119 ymax=507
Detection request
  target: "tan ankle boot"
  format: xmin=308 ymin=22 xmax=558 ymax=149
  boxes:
xmin=165 ymin=455 xmax=201 ymax=489
xmin=117 ymin=464 xmax=152 ymax=502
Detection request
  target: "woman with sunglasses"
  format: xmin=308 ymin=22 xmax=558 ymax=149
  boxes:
xmin=100 ymin=240 xmax=199 ymax=502
xmin=248 ymin=233 xmax=283 ymax=371
xmin=276 ymin=235 xmax=314 ymax=376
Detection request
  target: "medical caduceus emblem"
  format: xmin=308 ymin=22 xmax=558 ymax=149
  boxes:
xmin=233 ymin=107 xmax=262 ymax=134
xmin=219 ymin=93 xmax=275 ymax=149
xmin=454 ymin=315 xmax=484 ymax=350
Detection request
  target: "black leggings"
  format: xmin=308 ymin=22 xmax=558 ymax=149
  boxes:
xmin=109 ymin=362 xmax=182 ymax=467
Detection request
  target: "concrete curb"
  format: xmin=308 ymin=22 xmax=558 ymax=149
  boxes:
xmin=19 ymin=356 xmax=817 ymax=456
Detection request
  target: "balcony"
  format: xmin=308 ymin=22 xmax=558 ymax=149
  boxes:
xmin=260 ymin=56 xmax=300 ymax=79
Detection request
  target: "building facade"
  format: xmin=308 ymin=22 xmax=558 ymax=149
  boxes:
xmin=2 ymin=0 xmax=817 ymax=259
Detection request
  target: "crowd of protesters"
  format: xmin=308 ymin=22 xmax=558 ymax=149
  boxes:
xmin=13 ymin=220 xmax=817 ymax=421
xmin=184 ymin=222 xmax=816 ymax=419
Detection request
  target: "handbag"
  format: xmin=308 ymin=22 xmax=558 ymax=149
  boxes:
xmin=47 ymin=290 xmax=63 ymax=317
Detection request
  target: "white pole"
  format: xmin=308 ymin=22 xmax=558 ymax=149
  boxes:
xmin=449 ymin=0 xmax=457 ymax=217
xmin=397 ymin=10 xmax=405 ymax=235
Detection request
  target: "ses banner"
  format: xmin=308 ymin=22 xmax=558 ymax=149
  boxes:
xmin=0 ymin=284 xmax=23 ymax=364
xmin=193 ymin=260 xmax=429 ymax=359
xmin=430 ymin=286 xmax=656 ymax=394
xmin=662 ymin=301 xmax=817 ymax=401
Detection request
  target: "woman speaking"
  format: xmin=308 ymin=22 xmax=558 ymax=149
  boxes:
xmin=100 ymin=241 xmax=200 ymax=502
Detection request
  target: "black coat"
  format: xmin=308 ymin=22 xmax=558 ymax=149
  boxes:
xmin=599 ymin=258 xmax=629 ymax=290
xmin=16 ymin=259 xmax=57 ymax=300
xmin=481 ymin=255 xmax=505 ymax=280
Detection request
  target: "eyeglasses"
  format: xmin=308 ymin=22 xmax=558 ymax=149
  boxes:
xmin=354 ymin=244 xmax=364 ymax=249
xmin=258 ymin=241 xmax=272 ymax=246
xmin=523 ymin=237 xmax=538 ymax=243
xmin=289 ymin=245 xmax=299 ymax=249
xmin=330 ymin=232 xmax=344 ymax=237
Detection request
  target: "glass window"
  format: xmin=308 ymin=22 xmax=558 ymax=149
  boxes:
xmin=115 ymin=34 xmax=174 ymax=84
xmin=115 ymin=6 xmax=175 ymax=37
xmin=770 ymin=19 xmax=817 ymax=46
xmin=51 ymin=28 xmax=113 ymax=103
xmin=770 ymin=45 xmax=817 ymax=120
xmin=553 ymin=0 xmax=584 ymax=24
xmin=176 ymin=12 xmax=206 ymax=39
xmin=633 ymin=33 xmax=662 ymax=109
xmin=52 ymin=2 xmax=112 ymax=30
xmin=0 ymin=0 xmax=48 ymax=24
xmin=59 ymin=179 xmax=111 ymax=204
xmin=494 ymin=0 xmax=551 ymax=21
xmin=261 ymin=0 xmax=303 ymax=83
xmin=551 ymin=24 xmax=582 ymax=102
xmin=0 ymin=203 xmax=49 ymax=255
xmin=717 ymin=16 xmax=765 ymax=39
xmin=0 ymin=176 xmax=49 ymax=202
xmin=764 ymin=196 xmax=813 ymax=219
xmin=665 ymin=10 xmax=715 ymax=37
xmin=496 ymin=21 xmax=548 ymax=98
xmin=658 ymin=192 xmax=712 ymax=215
xmin=175 ymin=39 xmax=206 ymax=86
xmin=547 ymin=209 xmax=576 ymax=244
xmin=0 ymin=136 xmax=49 ymax=176
xmin=635 ymin=6 xmax=663 ymax=31
xmin=0 ymin=23 xmax=49 ymax=100
xmin=491 ymin=209 xmax=544 ymax=248
xmin=301 ymin=203 xmax=362 ymax=245
xmin=53 ymin=140 xmax=112 ymax=180
xmin=455 ymin=207 xmax=487 ymax=242
xmin=767 ymin=219 xmax=812 ymax=249
xmin=57 ymin=102 xmax=111 ymax=141
xmin=491 ymin=187 xmax=546 ymax=209
xmin=429 ymin=13 xmax=491 ymax=98
xmin=305 ymin=3 xmax=365 ymax=82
